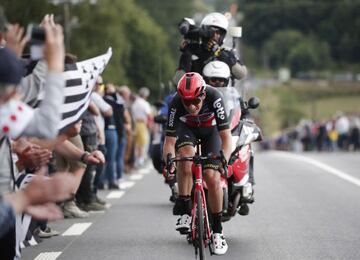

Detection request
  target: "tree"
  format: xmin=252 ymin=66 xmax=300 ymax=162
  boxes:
xmin=1 ymin=0 xmax=177 ymax=99
xmin=237 ymin=0 xmax=360 ymax=68
xmin=286 ymin=37 xmax=332 ymax=74
xmin=263 ymin=30 xmax=303 ymax=69
xmin=135 ymin=0 xmax=195 ymax=64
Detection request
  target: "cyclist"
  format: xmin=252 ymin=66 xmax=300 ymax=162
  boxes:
xmin=163 ymin=72 xmax=232 ymax=255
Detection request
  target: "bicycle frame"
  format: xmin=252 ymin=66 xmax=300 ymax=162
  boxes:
xmin=167 ymin=152 xmax=227 ymax=258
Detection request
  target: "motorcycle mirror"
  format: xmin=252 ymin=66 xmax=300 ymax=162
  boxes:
xmin=228 ymin=27 xmax=242 ymax=38
xmin=248 ymin=97 xmax=260 ymax=109
xmin=154 ymin=100 xmax=166 ymax=109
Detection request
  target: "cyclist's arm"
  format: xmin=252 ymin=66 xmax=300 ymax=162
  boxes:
xmin=163 ymin=97 xmax=180 ymax=161
xmin=163 ymin=136 xmax=176 ymax=163
xmin=219 ymin=128 xmax=232 ymax=162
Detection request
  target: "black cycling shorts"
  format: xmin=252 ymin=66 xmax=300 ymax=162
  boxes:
xmin=175 ymin=122 xmax=221 ymax=170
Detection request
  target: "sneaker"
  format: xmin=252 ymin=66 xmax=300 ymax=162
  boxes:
xmin=34 ymin=227 xmax=60 ymax=238
xmin=211 ymin=233 xmax=228 ymax=255
xmin=62 ymin=200 xmax=90 ymax=218
xmin=109 ymin=182 xmax=120 ymax=190
xmin=79 ymin=201 xmax=106 ymax=212
xmin=95 ymin=195 xmax=106 ymax=205
xmin=97 ymin=183 xmax=105 ymax=190
xmin=238 ymin=203 xmax=249 ymax=216
xmin=175 ymin=214 xmax=191 ymax=234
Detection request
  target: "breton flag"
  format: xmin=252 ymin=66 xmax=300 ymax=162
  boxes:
xmin=59 ymin=47 xmax=112 ymax=129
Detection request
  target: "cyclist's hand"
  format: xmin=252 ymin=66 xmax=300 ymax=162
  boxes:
xmin=162 ymin=165 xmax=176 ymax=183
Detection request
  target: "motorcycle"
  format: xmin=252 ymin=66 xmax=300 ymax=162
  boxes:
xmin=208 ymin=86 xmax=262 ymax=222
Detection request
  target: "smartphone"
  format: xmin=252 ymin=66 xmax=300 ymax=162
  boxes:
xmin=26 ymin=24 xmax=46 ymax=60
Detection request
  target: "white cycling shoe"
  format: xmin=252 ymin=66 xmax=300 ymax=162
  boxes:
xmin=175 ymin=214 xmax=191 ymax=234
xmin=211 ymin=233 xmax=228 ymax=255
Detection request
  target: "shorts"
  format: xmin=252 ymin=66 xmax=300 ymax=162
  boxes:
xmin=134 ymin=121 xmax=149 ymax=146
xmin=175 ymin=122 xmax=221 ymax=171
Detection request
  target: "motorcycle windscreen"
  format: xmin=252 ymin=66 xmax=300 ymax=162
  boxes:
xmin=217 ymin=88 xmax=241 ymax=130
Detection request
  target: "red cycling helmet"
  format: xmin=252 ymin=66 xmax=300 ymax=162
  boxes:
xmin=177 ymin=72 xmax=207 ymax=100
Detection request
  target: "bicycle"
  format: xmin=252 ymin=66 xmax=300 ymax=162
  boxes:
xmin=166 ymin=149 xmax=228 ymax=260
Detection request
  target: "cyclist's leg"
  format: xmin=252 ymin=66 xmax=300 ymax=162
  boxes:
xmin=173 ymin=124 xmax=196 ymax=233
xmin=175 ymin=123 xmax=196 ymax=203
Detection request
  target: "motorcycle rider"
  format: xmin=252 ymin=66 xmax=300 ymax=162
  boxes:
xmin=203 ymin=60 xmax=255 ymax=209
xmin=173 ymin=12 xmax=248 ymax=84
xmin=163 ymin=72 xmax=232 ymax=255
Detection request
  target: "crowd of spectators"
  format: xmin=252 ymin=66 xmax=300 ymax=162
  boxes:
xmin=266 ymin=112 xmax=360 ymax=152
xmin=0 ymin=9 xmax=153 ymax=259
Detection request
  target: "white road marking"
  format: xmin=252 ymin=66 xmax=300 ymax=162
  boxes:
xmin=34 ymin=252 xmax=62 ymax=260
xmin=129 ymin=174 xmax=144 ymax=181
xmin=107 ymin=191 xmax=125 ymax=199
xmin=62 ymin=223 xmax=92 ymax=236
xmin=273 ymin=151 xmax=360 ymax=187
xmin=120 ymin=181 xmax=135 ymax=189
xmin=138 ymin=168 xmax=150 ymax=175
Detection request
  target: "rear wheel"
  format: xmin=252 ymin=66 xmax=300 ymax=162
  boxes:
xmin=195 ymin=190 xmax=205 ymax=260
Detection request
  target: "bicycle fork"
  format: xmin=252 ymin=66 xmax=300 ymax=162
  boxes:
xmin=191 ymin=162 xmax=211 ymax=245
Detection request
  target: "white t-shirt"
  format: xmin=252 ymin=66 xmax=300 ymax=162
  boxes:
xmin=131 ymin=97 xmax=151 ymax=122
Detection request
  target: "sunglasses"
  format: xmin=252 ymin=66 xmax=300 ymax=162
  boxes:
xmin=209 ymin=77 xmax=226 ymax=83
xmin=182 ymin=97 xmax=203 ymax=107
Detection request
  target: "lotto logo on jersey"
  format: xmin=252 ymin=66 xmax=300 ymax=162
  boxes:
xmin=213 ymin=98 xmax=225 ymax=120
xmin=168 ymin=108 xmax=176 ymax=127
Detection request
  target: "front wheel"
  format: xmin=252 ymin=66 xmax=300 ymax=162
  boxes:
xmin=195 ymin=190 xmax=205 ymax=260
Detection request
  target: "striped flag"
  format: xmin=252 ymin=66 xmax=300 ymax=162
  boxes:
xmin=59 ymin=47 xmax=112 ymax=130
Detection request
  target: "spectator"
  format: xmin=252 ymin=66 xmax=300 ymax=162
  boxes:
xmin=91 ymin=76 xmax=113 ymax=198
xmin=131 ymin=87 xmax=153 ymax=168
xmin=335 ymin=111 xmax=350 ymax=150
xmin=102 ymin=83 xmax=124 ymax=189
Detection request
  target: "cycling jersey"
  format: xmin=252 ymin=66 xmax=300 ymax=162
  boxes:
xmin=165 ymin=86 xmax=229 ymax=137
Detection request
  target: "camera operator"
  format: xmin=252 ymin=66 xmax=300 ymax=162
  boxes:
xmin=173 ymin=12 xmax=247 ymax=84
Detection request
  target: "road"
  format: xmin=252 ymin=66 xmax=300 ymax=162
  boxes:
xmin=22 ymin=151 xmax=360 ymax=260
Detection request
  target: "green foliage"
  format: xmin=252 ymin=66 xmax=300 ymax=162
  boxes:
xmin=1 ymin=0 xmax=178 ymax=100
xmin=286 ymin=37 xmax=332 ymax=74
xmin=69 ymin=0 xmax=176 ymax=99
xmin=276 ymin=88 xmax=305 ymax=128
xmin=263 ymin=30 xmax=302 ymax=69
xmin=237 ymin=0 xmax=360 ymax=69
xmin=134 ymin=0 xmax=195 ymax=66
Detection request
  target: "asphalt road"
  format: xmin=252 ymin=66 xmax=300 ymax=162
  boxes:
xmin=22 ymin=151 xmax=360 ymax=260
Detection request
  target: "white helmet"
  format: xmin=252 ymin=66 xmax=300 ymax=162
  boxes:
xmin=200 ymin=12 xmax=229 ymax=33
xmin=203 ymin=61 xmax=231 ymax=79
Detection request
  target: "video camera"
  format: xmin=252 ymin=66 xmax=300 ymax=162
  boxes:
xmin=178 ymin=18 xmax=216 ymax=42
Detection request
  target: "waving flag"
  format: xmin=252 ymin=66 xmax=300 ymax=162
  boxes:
xmin=60 ymin=47 xmax=112 ymax=130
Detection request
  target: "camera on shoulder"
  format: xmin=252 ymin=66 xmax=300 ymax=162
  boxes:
xmin=178 ymin=18 xmax=216 ymax=43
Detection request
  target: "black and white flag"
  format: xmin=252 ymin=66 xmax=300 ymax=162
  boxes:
xmin=60 ymin=47 xmax=112 ymax=130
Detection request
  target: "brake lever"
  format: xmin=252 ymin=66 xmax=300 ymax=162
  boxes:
xmin=166 ymin=153 xmax=173 ymax=176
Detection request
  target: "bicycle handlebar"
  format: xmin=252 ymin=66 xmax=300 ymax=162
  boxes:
xmin=166 ymin=151 xmax=228 ymax=178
